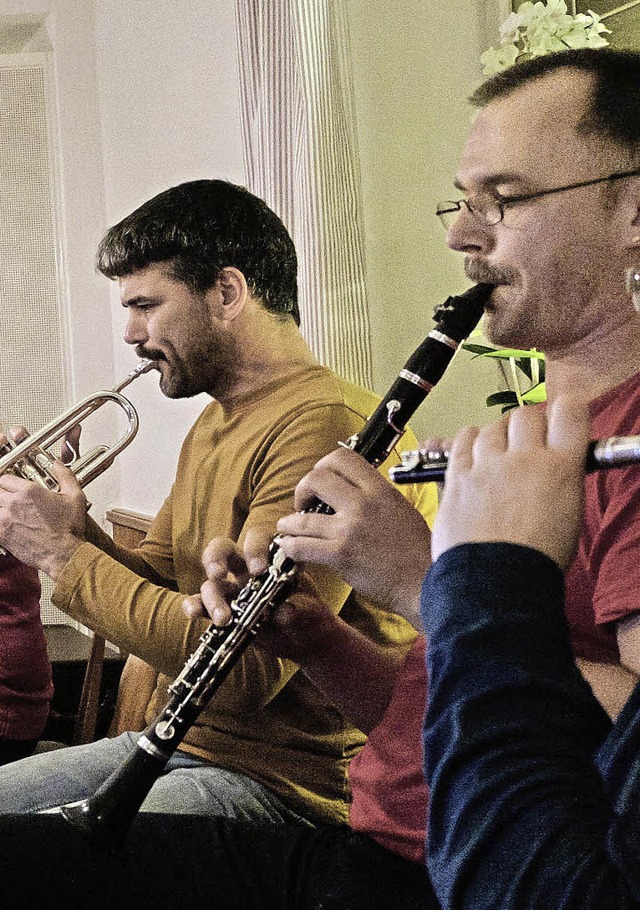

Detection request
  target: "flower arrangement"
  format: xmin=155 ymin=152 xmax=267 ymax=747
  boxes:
xmin=480 ymin=0 xmax=611 ymax=75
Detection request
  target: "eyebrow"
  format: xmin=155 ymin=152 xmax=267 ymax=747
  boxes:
xmin=453 ymin=172 xmax=530 ymax=193
xmin=121 ymin=294 xmax=160 ymax=309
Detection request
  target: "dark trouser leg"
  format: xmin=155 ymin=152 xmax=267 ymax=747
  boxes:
xmin=290 ymin=825 xmax=438 ymax=910
xmin=0 ymin=815 xmax=438 ymax=910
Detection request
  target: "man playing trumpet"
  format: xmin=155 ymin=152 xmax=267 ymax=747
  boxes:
xmin=0 ymin=179 xmax=435 ymax=825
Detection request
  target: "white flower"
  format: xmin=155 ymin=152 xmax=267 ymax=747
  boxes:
xmin=499 ymin=12 xmax=524 ymax=45
xmin=480 ymin=44 xmax=520 ymax=75
xmin=482 ymin=0 xmax=611 ymax=75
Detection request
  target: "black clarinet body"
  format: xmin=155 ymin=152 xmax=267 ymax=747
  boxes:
xmin=54 ymin=282 xmax=492 ymax=844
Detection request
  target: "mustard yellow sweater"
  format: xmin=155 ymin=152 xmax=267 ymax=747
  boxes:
xmin=53 ymin=365 xmax=437 ymax=823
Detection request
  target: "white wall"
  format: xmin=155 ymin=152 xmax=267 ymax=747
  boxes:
xmin=348 ymin=0 xmax=502 ymax=442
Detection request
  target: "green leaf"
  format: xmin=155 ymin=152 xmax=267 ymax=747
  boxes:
xmin=461 ymin=343 xmax=501 ymax=357
xmin=486 ymin=390 xmax=519 ymax=407
xmin=518 ymin=359 xmax=534 ymax=381
xmin=521 ymin=382 xmax=547 ymax=404
xmin=473 ymin=347 xmax=546 ymax=360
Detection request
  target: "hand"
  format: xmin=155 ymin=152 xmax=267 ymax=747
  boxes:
xmin=432 ymin=396 xmax=590 ymax=569
xmin=183 ymin=530 xmax=339 ymax=662
xmin=0 ymin=457 xmax=88 ymax=579
xmin=252 ymin=572 xmax=341 ymax=663
xmin=183 ymin=528 xmax=272 ymax=626
xmin=275 ymin=447 xmax=431 ymax=625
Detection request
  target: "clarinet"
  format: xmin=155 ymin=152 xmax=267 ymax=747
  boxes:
xmin=52 ymin=282 xmax=492 ymax=844
xmin=389 ymin=435 xmax=640 ymax=484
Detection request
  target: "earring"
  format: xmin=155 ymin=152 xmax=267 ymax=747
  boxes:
xmin=626 ymin=266 xmax=640 ymax=312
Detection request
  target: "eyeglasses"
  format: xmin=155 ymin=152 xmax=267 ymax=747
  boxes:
xmin=436 ymin=168 xmax=640 ymax=231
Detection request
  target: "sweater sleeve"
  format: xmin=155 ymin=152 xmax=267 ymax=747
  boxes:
xmin=52 ymin=399 xmax=434 ymax=712
xmin=421 ymin=542 xmax=640 ymax=910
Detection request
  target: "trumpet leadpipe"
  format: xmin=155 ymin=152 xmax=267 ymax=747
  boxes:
xmin=0 ymin=360 xmax=153 ymax=557
xmin=389 ymin=434 xmax=640 ymax=484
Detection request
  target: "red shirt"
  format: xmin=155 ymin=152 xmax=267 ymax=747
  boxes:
xmin=348 ymin=637 xmax=428 ymax=863
xmin=0 ymin=555 xmax=53 ymax=739
xmin=565 ymin=370 xmax=640 ymax=663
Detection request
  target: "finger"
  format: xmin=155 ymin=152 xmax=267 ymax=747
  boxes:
xmin=293 ymin=464 xmax=364 ymax=513
xmin=198 ymin=578 xmax=234 ymax=626
xmin=8 ymin=426 xmax=29 ymax=444
xmin=242 ymin=526 xmax=275 ymax=575
xmin=48 ymin=461 xmax=86 ymax=498
xmin=201 ymin=538 xmax=246 ymax=579
xmin=323 ymin=447 xmax=392 ymax=498
xmin=472 ymin=414 xmax=509 ymax=461
xmin=276 ymin=511 xmax=335 ymax=541
xmin=547 ymin=395 xmax=590 ymax=461
xmin=447 ymin=425 xmax=479 ymax=474
xmin=276 ymin=531 xmax=330 ymax=566
xmin=507 ymin=405 xmax=548 ymax=452
xmin=182 ymin=593 xmax=206 ymax=619
xmin=0 ymin=472 xmax=33 ymax=493
xmin=307 ymin=447 xmax=370 ymax=488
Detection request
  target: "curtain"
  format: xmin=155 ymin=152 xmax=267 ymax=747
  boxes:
xmin=235 ymin=0 xmax=373 ymax=387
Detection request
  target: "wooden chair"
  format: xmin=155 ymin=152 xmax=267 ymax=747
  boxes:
xmin=72 ymin=632 xmax=108 ymax=744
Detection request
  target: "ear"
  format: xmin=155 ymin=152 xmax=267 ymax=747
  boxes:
xmin=209 ymin=267 xmax=248 ymax=322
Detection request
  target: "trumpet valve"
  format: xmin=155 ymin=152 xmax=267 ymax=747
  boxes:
xmin=16 ymin=448 xmax=58 ymax=489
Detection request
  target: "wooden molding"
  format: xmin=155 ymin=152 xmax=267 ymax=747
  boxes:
xmin=106 ymin=507 xmax=153 ymax=535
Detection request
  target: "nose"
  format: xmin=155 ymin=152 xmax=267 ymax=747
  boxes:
xmin=445 ymin=207 xmax=495 ymax=256
xmin=123 ymin=310 xmax=148 ymax=347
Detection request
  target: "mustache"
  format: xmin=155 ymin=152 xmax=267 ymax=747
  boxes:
xmin=136 ymin=346 xmax=165 ymax=361
xmin=464 ymin=259 xmax=516 ymax=286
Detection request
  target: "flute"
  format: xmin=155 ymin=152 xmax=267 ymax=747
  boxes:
xmin=51 ymin=282 xmax=493 ymax=845
xmin=389 ymin=435 xmax=640 ymax=484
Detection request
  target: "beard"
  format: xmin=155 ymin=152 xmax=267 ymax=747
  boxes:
xmin=464 ymin=258 xmax=519 ymax=292
xmin=137 ymin=332 xmax=239 ymax=400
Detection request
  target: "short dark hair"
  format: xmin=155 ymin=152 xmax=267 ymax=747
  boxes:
xmin=96 ymin=179 xmax=300 ymax=325
xmin=471 ymin=48 xmax=640 ymax=159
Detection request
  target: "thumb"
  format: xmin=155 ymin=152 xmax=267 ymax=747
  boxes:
xmin=49 ymin=461 xmax=85 ymax=498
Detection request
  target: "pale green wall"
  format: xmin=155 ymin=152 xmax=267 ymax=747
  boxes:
xmin=347 ymin=1 xmax=502 ymax=440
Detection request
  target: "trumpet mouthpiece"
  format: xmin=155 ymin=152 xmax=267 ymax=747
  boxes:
xmin=134 ymin=359 xmax=155 ymax=375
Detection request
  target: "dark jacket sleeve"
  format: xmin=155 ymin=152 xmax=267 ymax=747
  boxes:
xmin=421 ymin=542 xmax=640 ymax=910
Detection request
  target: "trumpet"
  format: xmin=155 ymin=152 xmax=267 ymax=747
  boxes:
xmin=0 ymin=357 xmax=153 ymax=497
